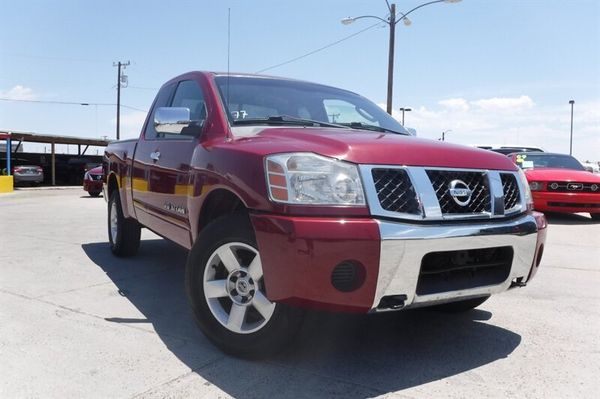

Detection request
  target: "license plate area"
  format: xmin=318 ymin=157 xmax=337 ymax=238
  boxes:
xmin=416 ymin=246 xmax=513 ymax=295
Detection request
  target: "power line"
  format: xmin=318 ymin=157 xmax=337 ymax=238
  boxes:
xmin=255 ymin=20 xmax=384 ymax=74
xmin=0 ymin=97 xmax=147 ymax=112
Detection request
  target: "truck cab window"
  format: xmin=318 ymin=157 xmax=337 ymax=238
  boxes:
xmin=169 ymin=80 xmax=206 ymax=137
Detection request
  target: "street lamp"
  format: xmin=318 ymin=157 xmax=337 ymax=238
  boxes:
xmin=399 ymin=107 xmax=412 ymax=125
xmin=569 ymin=100 xmax=575 ymax=156
xmin=441 ymin=129 xmax=452 ymax=141
xmin=342 ymin=0 xmax=462 ymax=115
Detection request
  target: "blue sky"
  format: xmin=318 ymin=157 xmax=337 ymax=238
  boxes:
xmin=1 ymin=0 xmax=599 ymax=160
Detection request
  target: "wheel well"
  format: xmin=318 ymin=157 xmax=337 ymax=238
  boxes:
xmin=107 ymin=173 xmax=119 ymax=199
xmin=198 ymin=189 xmax=247 ymax=233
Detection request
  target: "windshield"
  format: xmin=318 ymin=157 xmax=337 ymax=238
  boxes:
xmin=515 ymin=153 xmax=585 ymax=171
xmin=215 ymin=76 xmax=409 ymax=135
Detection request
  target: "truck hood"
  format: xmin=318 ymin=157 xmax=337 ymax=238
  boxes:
xmin=525 ymin=168 xmax=600 ymax=183
xmin=230 ymin=126 xmax=517 ymax=170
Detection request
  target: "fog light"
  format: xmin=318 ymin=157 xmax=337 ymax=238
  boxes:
xmin=331 ymin=261 xmax=365 ymax=292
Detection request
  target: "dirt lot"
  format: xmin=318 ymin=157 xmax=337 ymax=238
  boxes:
xmin=1 ymin=188 xmax=598 ymax=398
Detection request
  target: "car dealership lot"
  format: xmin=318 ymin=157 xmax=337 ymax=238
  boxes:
xmin=0 ymin=188 xmax=598 ymax=399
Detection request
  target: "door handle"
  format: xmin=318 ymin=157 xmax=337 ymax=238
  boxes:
xmin=150 ymin=151 xmax=161 ymax=161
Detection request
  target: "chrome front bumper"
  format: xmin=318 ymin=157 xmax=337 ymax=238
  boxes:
xmin=371 ymin=212 xmax=542 ymax=311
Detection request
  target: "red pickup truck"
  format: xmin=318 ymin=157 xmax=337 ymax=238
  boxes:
xmin=104 ymin=71 xmax=547 ymax=358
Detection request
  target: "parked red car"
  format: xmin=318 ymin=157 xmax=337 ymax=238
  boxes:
xmin=510 ymin=152 xmax=600 ymax=220
xmin=83 ymin=165 xmax=103 ymax=197
xmin=104 ymin=71 xmax=547 ymax=357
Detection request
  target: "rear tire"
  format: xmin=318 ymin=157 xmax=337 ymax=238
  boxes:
xmin=185 ymin=213 xmax=304 ymax=358
xmin=108 ymin=190 xmax=141 ymax=257
xmin=89 ymin=191 xmax=101 ymax=197
xmin=430 ymin=296 xmax=490 ymax=313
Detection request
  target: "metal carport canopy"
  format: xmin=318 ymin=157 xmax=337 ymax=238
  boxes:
xmin=0 ymin=130 xmax=111 ymax=185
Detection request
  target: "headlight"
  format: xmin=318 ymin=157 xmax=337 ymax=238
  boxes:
xmin=517 ymin=168 xmax=534 ymax=211
xmin=529 ymin=181 xmax=544 ymax=191
xmin=265 ymin=153 xmax=365 ymax=205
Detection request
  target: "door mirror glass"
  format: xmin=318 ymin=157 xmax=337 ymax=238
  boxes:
xmin=154 ymin=107 xmax=202 ymax=135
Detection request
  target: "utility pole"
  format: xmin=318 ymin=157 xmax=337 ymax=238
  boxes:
xmin=113 ymin=61 xmax=130 ymax=140
xmin=386 ymin=3 xmax=396 ymax=115
xmin=569 ymin=100 xmax=575 ymax=156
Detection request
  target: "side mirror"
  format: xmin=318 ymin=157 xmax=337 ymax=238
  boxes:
xmin=154 ymin=107 xmax=202 ymax=135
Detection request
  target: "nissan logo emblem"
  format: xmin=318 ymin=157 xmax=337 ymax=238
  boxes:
xmin=448 ymin=179 xmax=473 ymax=206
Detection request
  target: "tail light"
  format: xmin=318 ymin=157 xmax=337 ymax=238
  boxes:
xmin=36 ymin=167 xmax=43 ymax=173
xmin=13 ymin=167 xmax=23 ymax=173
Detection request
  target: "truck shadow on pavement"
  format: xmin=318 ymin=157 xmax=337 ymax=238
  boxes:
xmin=82 ymin=240 xmax=521 ymax=398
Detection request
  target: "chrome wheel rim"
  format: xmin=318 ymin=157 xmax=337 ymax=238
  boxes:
xmin=203 ymin=242 xmax=275 ymax=334
xmin=110 ymin=200 xmax=118 ymax=244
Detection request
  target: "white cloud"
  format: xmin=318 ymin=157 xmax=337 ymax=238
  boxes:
xmin=438 ymin=98 xmax=470 ymax=112
xmin=389 ymin=96 xmax=600 ymax=162
xmin=471 ymin=95 xmax=535 ymax=111
xmin=0 ymin=85 xmax=38 ymax=100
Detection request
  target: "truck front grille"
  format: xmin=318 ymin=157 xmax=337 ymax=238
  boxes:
xmin=501 ymin=173 xmax=521 ymax=211
xmin=416 ymin=246 xmax=513 ymax=295
xmin=362 ymin=166 xmax=524 ymax=220
xmin=547 ymin=182 xmax=600 ymax=193
xmin=371 ymin=169 xmax=420 ymax=214
xmin=426 ymin=170 xmax=491 ymax=215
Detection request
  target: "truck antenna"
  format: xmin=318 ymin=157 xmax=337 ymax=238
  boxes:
xmin=226 ymin=8 xmax=231 ymax=110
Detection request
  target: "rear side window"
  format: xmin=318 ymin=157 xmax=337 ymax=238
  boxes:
xmin=144 ymin=84 xmax=175 ymax=140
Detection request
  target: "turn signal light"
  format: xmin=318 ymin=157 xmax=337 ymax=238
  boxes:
xmin=266 ymin=160 xmax=288 ymax=201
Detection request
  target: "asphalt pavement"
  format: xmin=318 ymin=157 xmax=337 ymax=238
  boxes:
xmin=0 ymin=188 xmax=598 ymax=398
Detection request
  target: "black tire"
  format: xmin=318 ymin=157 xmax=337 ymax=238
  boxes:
xmin=185 ymin=212 xmax=304 ymax=359
xmin=430 ymin=296 xmax=490 ymax=313
xmin=89 ymin=191 xmax=101 ymax=197
xmin=590 ymin=213 xmax=600 ymax=221
xmin=108 ymin=190 xmax=141 ymax=257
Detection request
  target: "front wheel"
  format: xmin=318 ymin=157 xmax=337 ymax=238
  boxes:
xmin=429 ymin=296 xmax=490 ymax=313
xmin=185 ymin=213 xmax=304 ymax=358
xmin=590 ymin=213 xmax=600 ymax=221
xmin=108 ymin=190 xmax=141 ymax=257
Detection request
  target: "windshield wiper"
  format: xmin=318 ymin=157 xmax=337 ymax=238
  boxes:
xmin=232 ymin=115 xmax=345 ymax=129
xmin=338 ymin=122 xmax=408 ymax=136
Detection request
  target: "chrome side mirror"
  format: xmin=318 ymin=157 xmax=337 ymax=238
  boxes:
xmin=154 ymin=107 xmax=201 ymax=134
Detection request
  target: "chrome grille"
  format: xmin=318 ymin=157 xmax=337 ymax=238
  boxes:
xmin=426 ymin=170 xmax=491 ymax=214
xmin=361 ymin=165 xmax=524 ymax=220
xmin=371 ymin=169 xmax=420 ymax=214
xmin=547 ymin=182 xmax=600 ymax=193
xmin=501 ymin=173 xmax=520 ymax=211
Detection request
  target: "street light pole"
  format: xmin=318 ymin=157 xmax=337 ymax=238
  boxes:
xmin=399 ymin=107 xmax=412 ymax=125
xmin=342 ymin=0 xmax=461 ymax=116
xmin=569 ymin=100 xmax=575 ymax=156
